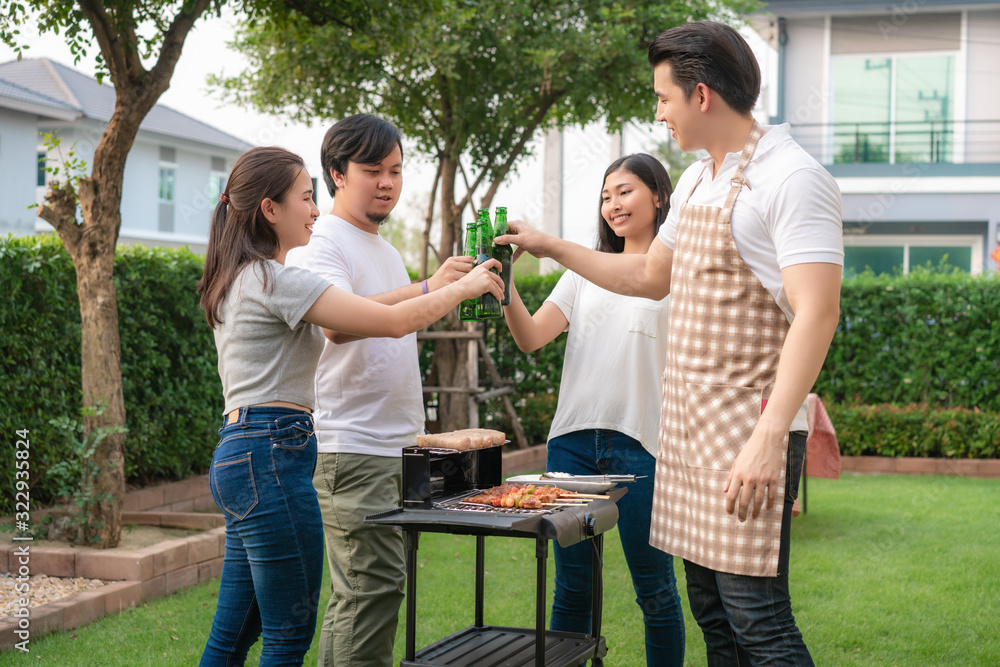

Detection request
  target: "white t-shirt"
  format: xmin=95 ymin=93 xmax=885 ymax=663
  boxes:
xmin=655 ymin=123 xmax=844 ymax=432
xmin=545 ymin=270 xmax=669 ymax=457
xmin=286 ymin=214 xmax=424 ymax=457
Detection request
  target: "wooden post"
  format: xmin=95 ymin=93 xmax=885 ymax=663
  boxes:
xmin=477 ymin=338 xmax=529 ymax=450
xmin=417 ymin=327 xmax=528 ymax=449
xmin=466 ymin=321 xmax=479 ymax=429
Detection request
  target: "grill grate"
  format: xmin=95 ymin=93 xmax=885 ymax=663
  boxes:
xmin=432 ymin=490 xmax=552 ymax=515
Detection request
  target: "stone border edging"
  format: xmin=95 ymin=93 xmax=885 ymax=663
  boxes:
xmin=1 ymin=487 xmax=223 ymax=650
xmin=840 ymin=455 xmax=1000 ymax=477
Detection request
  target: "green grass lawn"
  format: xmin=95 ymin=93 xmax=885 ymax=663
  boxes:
xmin=4 ymin=473 xmax=998 ymax=666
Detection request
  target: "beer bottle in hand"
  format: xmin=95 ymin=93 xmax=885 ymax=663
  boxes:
xmin=474 ymin=211 xmax=502 ymax=319
xmin=459 ymin=222 xmax=478 ymax=321
xmin=476 ymin=208 xmax=494 ymax=246
xmin=493 ymin=206 xmax=513 ymax=306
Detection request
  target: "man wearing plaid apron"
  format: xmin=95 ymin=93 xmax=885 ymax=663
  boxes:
xmin=497 ymin=22 xmax=843 ymax=666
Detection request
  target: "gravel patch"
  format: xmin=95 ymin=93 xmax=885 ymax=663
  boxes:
xmin=0 ymin=573 xmax=105 ymax=619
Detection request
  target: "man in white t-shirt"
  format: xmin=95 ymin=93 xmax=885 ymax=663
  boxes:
xmin=497 ymin=21 xmax=843 ymax=666
xmin=286 ymin=114 xmax=472 ymax=667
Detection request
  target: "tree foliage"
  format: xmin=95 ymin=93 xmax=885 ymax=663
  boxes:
xmin=216 ymin=0 xmax=757 ymax=251
xmin=218 ymin=0 xmax=757 ymax=430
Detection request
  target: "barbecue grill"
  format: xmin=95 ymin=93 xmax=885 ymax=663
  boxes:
xmin=365 ymin=446 xmax=626 ymax=667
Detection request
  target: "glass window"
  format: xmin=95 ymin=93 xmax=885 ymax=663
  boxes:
xmin=843 ymin=246 xmax=904 ymax=277
xmin=909 ymin=246 xmax=971 ymax=272
xmin=159 ymin=167 xmax=175 ymax=201
xmin=209 ymin=173 xmax=225 ymax=202
xmin=844 ymin=237 xmax=978 ymax=276
xmin=894 ymin=55 xmax=954 ymax=163
xmin=833 ymin=57 xmax=891 ymax=163
xmin=37 ymin=152 xmax=47 ymax=187
xmin=832 ymin=54 xmax=955 ymax=164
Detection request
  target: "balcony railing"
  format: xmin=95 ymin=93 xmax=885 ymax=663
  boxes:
xmin=786 ymin=120 xmax=1000 ymax=166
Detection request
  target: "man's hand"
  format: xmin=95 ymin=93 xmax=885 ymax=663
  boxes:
xmin=428 ymin=255 xmax=474 ymax=292
xmin=724 ymin=422 xmax=786 ymax=522
xmin=494 ymin=220 xmax=556 ymax=263
xmin=456 ymin=259 xmax=505 ymax=301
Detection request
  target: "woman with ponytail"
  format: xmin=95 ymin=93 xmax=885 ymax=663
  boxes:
xmin=196 ymin=146 xmax=502 ymax=666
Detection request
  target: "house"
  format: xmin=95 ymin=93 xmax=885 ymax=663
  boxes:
xmin=753 ymin=0 xmax=1000 ymax=274
xmin=0 ymin=58 xmax=254 ymax=253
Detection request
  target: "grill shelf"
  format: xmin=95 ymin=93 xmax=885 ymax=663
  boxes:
xmin=365 ymin=486 xmax=626 ymax=667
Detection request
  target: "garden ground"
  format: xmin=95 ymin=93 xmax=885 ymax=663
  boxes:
xmin=2 ymin=473 xmax=998 ymax=666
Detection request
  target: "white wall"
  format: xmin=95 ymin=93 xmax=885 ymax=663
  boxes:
xmin=966 ymin=9 xmax=1000 ymax=162
xmin=0 ymin=107 xmax=43 ymax=236
xmin=783 ymin=17 xmax=829 ymax=127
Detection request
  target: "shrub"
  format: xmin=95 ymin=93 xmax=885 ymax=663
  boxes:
xmin=0 ymin=235 xmax=220 ymax=515
xmin=827 ymin=403 xmax=1000 ymax=459
xmin=817 ymin=268 xmax=1000 ymax=411
xmin=3 ymin=237 xmax=998 ymax=518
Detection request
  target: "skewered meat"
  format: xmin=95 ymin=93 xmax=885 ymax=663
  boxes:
xmin=464 ymin=484 xmax=580 ymax=509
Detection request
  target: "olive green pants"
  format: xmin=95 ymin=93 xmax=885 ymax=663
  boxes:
xmin=313 ymin=452 xmax=405 ymax=667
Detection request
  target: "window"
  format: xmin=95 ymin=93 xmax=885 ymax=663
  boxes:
xmin=209 ymin=156 xmax=227 ymax=202
xmin=37 ymin=152 xmax=46 ymax=187
xmin=158 ymin=146 xmax=177 ymax=232
xmin=832 ymin=53 xmax=956 ymax=164
xmin=158 ymin=167 xmax=175 ymax=201
xmin=843 ymin=235 xmax=981 ymax=277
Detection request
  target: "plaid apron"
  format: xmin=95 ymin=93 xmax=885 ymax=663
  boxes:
xmin=650 ymin=121 xmax=790 ymax=577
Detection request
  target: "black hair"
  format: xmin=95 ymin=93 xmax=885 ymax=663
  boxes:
xmin=321 ymin=114 xmax=404 ymax=197
xmin=648 ymin=21 xmax=760 ymax=116
xmin=595 ymin=153 xmax=672 ymax=254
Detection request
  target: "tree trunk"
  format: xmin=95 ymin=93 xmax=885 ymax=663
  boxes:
xmin=73 ymin=230 xmax=127 ymax=547
xmin=432 ymin=154 xmax=472 ymax=431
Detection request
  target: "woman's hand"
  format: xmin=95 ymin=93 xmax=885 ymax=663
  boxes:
xmin=456 ymin=259 xmax=505 ymax=301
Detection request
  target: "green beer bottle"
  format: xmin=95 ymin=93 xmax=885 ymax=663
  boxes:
xmin=474 ymin=210 xmax=502 ymax=319
xmin=459 ymin=221 xmax=478 ymax=321
xmin=492 ymin=206 xmax=513 ymax=306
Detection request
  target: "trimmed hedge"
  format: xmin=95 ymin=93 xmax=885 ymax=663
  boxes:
xmin=816 ymin=268 xmax=1000 ymax=411
xmin=0 ymin=235 xmax=221 ymax=515
xmin=828 ymin=403 xmax=1000 ymax=459
xmin=2 ymin=238 xmax=998 ymax=515
xmin=475 ymin=267 xmax=1000 ymax=457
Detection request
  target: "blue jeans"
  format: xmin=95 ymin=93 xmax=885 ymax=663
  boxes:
xmin=200 ymin=407 xmax=325 ymax=666
xmin=683 ymin=431 xmax=813 ymax=667
xmin=547 ymin=430 xmax=685 ymax=667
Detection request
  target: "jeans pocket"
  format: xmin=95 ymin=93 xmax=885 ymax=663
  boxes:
xmin=271 ymin=418 xmax=314 ymax=450
xmin=211 ymin=452 xmax=259 ymax=521
xmin=270 ymin=419 xmax=317 ymax=482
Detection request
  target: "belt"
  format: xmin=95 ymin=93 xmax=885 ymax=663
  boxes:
xmin=225 ymin=406 xmax=312 ymax=426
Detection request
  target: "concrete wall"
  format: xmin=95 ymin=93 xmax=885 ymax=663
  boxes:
xmin=782 ymin=17 xmax=829 ymax=127
xmin=966 ymin=9 xmax=1000 ymax=162
xmin=0 ymin=107 xmax=42 ymax=236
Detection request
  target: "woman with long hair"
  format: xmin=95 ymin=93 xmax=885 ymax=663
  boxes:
xmin=196 ymin=146 xmax=502 ymax=666
xmin=502 ymin=153 xmax=684 ymax=666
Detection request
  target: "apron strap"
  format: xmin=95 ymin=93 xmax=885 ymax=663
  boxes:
xmin=720 ymin=120 xmax=764 ymax=217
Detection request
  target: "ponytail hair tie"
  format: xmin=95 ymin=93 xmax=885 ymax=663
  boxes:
xmin=220 ymin=193 xmax=230 ymax=205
